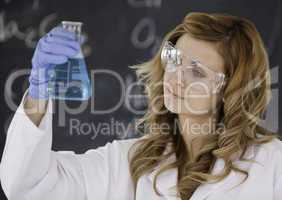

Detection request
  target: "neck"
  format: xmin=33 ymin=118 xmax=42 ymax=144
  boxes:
xmin=177 ymin=111 xmax=219 ymax=161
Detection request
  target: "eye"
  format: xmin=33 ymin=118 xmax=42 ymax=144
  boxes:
xmin=190 ymin=60 xmax=198 ymax=67
xmin=190 ymin=61 xmax=206 ymax=78
xmin=192 ymin=68 xmax=205 ymax=78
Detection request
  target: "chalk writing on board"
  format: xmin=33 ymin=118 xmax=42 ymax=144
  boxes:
xmin=128 ymin=0 xmax=163 ymax=56
xmin=0 ymin=11 xmax=92 ymax=56
xmin=127 ymin=0 xmax=162 ymax=8
xmin=131 ymin=17 xmax=156 ymax=49
xmin=0 ymin=11 xmax=57 ymax=48
xmin=4 ymin=0 xmax=40 ymax=7
xmin=32 ymin=0 xmax=40 ymax=10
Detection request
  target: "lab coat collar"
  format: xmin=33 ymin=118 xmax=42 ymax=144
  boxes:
xmin=147 ymin=142 xmax=255 ymax=200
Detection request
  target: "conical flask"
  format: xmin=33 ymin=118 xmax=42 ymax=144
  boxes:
xmin=47 ymin=21 xmax=92 ymax=101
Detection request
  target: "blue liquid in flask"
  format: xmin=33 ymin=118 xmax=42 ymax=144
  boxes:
xmin=47 ymin=21 xmax=92 ymax=101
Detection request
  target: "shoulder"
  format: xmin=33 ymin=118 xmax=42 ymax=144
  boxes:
xmin=267 ymin=137 xmax=282 ymax=160
xmin=78 ymin=136 xmax=146 ymax=175
xmin=83 ymin=135 xmax=146 ymax=159
xmin=110 ymin=136 xmax=143 ymax=155
xmin=256 ymin=137 xmax=282 ymax=157
xmin=259 ymin=137 xmax=282 ymax=198
xmin=254 ymin=137 xmax=282 ymax=175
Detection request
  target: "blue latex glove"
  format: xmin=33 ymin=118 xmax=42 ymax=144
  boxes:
xmin=28 ymin=26 xmax=83 ymax=99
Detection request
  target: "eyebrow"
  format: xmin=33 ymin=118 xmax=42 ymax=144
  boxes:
xmin=171 ymin=41 xmax=225 ymax=75
xmin=194 ymin=58 xmax=222 ymax=74
xmin=181 ymin=52 xmax=222 ymax=74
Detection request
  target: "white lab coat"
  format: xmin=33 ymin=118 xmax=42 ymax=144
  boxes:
xmin=0 ymin=89 xmax=282 ymax=200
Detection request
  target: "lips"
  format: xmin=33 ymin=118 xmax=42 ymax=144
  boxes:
xmin=165 ymin=87 xmax=184 ymax=99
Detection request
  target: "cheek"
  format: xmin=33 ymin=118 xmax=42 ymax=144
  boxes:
xmin=184 ymin=77 xmax=214 ymax=92
xmin=163 ymin=72 xmax=217 ymax=102
xmin=163 ymin=72 xmax=174 ymax=87
xmin=163 ymin=83 xmax=219 ymax=114
xmin=164 ymin=71 xmax=215 ymax=95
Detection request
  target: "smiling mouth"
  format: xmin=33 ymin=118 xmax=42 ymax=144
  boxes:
xmin=166 ymin=87 xmax=185 ymax=99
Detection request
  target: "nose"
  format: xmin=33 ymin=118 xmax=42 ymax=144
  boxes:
xmin=164 ymin=68 xmax=185 ymax=90
xmin=175 ymin=68 xmax=185 ymax=88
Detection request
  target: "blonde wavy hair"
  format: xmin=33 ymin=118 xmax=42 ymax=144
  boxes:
xmin=127 ymin=12 xmax=280 ymax=199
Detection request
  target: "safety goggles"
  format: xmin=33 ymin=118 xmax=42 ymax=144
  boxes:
xmin=161 ymin=40 xmax=227 ymax=94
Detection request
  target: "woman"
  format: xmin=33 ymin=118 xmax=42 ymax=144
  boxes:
xmin=1 ymin=12 xmax=281 ymax=200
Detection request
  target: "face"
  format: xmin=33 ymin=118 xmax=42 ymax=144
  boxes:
xmin=163 ymin=33 xmax=225 ymax=116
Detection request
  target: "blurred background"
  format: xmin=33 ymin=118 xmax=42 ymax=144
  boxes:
xmin=0 ymin=0 xmax=280 ymax=199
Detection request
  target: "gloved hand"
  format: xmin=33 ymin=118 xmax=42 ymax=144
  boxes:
xmin=28 ymin=26 xmax=83 ymax=99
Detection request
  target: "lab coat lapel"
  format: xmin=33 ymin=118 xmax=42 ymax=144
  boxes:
xmin=147 ymin=143 xmax=180 ymax=200
xmin=147 ymin=143 xmax=255 ymax=200
xmin=188 ymin=158 xmax=232 ymax=200
xmin=190 ymin=144 xmax=255 ymax=200
xmin=147 ymin=161 xmax=179 ymax=199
